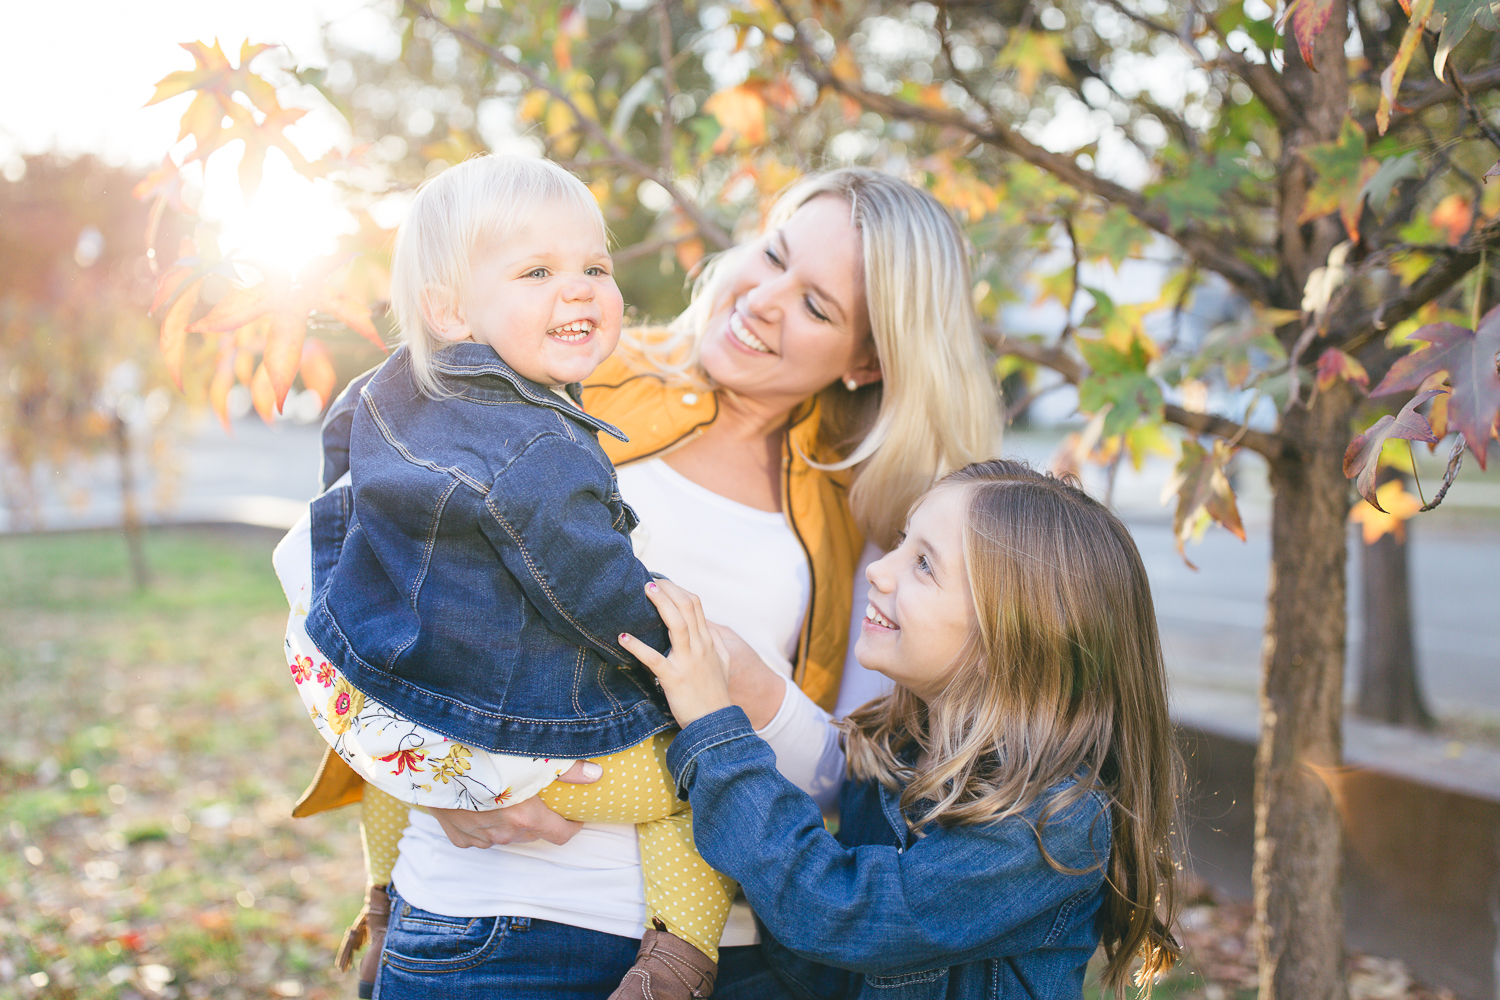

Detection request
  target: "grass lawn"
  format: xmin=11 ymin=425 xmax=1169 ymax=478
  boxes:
xmin=1 ymin=526 xmax=364 ymax=999
xmin=0 ymin=525 xmax=1461 ymax=1000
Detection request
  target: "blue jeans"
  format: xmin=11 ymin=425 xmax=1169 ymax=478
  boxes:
xmin=375 ymin=884 xmax=792 ymax=1000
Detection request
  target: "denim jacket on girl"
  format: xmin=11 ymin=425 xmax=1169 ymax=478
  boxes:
xmin=667 ymin=708 xmax=1110 ymax=1000
xmin=303 ymin=343 xmax=673 ymax=760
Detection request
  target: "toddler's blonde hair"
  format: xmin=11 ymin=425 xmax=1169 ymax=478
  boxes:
xmin=389 ymin=154 xmax=605 ymax=397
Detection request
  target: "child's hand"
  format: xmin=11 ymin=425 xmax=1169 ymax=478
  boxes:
xmin=620 ymin=579 xmax=732 ymax=727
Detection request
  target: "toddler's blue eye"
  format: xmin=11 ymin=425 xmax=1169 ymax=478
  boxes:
xmin=526 ymin=267 xmax=549 ymax=278
xmin=916 ymin=554 xmax=931 ymax=575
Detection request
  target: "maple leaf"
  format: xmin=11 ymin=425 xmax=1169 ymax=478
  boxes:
xmin=1146 ymin=156 xmax=1251 ymax=231
xmin=1163 ymin=439 xmax=1246 ymax=570
xmin=1299 ymin=117 xmax=1380 ymax=240
xmin=298 ymin=338 xmax=337 ymax=409
xmin=1349 ymin=480 xmax=1423 ymax=544
xmin=1370 ymin=309 xmax=1500 ymax=467
xmin=1315 ymin=348 xmax=1369 ymax=392
xmin=1283 ymin=0 xmax=1337 ymax=68
xmin=1343 ymin=389 xmax=1443 ymax=509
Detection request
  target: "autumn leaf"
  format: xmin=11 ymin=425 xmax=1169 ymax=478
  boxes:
xmin=1349 ymin=479 xmax=1423 ymax=543
xmin=1146 ymin=156 xmax=1251 ymax=231
xmin=1343 ymin=389 xmax=1443 ymax=508
xmin=1299 ymin=117 xmax=1380 ymax=240
xmin=1315 ymin=347 xmax=1369 ymax=392
xmin=298 ymin=338 xmax=337 ymax=409
xmin=159 ymin=277 xmax=203 ymax=390
xmin=1164 ymin=438 xmax=1247 ymax=569
xmin=1369 ymin=309 xmax=1500 ymax=467
xmin=704 ymin=84 xmax=768 ymax=152
xmin=1377 ymin=0 xmax=1436 ymax=134
xmin=1429 ymin=194 xmax=1473 ymax=245
xmin=996 ymin=31 xmax=1071 ymax=96
xmin=1282 ymin=0 xmax=1337 ymax=68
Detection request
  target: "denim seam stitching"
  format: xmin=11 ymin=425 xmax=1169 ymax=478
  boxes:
xmin=363 ymin=394 xmax=489 ymax=495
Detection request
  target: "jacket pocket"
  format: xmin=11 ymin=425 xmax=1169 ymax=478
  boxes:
xmin=864 ymin=967 xmax=950 ymax=993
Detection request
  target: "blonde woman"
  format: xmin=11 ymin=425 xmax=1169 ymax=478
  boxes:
xmin=286 ymin=167 xmax=1003 ymax=998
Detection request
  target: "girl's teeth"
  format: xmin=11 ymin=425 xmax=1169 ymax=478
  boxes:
xmin=865 ymin=603 xmax=897 ymax=629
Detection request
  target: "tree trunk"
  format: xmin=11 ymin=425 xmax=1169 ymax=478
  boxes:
xmin=112 ymin=414 xmax=150 ymax=591
xmin=1355 ymin=473 xmax=1434 ymax=727
xmin=1254 ymin=381 xmax=1355 ymax=1000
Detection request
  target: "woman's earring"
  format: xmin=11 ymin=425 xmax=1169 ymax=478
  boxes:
xmin=844 ymin=376 xmax=859 ymax=391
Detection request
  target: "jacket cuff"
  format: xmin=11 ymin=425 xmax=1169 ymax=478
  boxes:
xmin=665 ymin=706 xmax=756 ymax=793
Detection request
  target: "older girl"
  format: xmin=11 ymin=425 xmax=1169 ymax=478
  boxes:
xmin=288 ymin=168 xmax=1003 ymax=997
xmin=627 ymin=460 xmax=1182 ymax=999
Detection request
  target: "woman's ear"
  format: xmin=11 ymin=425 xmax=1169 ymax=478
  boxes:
xmin=421 ymin=288 xmax=470 ymax=344
xmin=841 ymin=342 xmax=883 ymax=390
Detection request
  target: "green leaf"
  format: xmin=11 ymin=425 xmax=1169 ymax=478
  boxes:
xmin=1361 ymin=152 xmax=1424 ymax=214
xmin=1146 ymin=156 xmax=1251 ymax=231
xmin=1299 ymin=116 xmax=1379 ymax=239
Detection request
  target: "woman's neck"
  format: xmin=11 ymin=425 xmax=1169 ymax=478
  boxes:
xmin=660 ymin=389 xmax=793 ymax=512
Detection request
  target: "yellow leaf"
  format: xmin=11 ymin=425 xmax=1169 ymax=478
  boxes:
xmin=704 ymin=85 xmax=768 ymax=152
xmin=518 ymin=90 xmax=549 ymax=124
xmin=1349 ymin=480 xmax=1422 ymax=543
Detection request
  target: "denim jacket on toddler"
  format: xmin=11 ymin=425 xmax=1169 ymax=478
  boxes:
xmin=303 ymin=342 xmax=673 ymax=760
xmin=667 ymin=708 xmax=1110 ymax=1000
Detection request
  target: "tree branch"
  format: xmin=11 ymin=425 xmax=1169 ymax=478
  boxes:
xmin=1358 ymin=64 xmax=1500 ymax=136
xmin=770 ymin=0 xmax=1277 ymax=305
xmin=404 ymin=1 xmax=734 ymax=250
xmin=985 ymin=324 xmax=1286 ymax=459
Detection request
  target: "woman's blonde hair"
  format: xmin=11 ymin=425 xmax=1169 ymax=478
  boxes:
xmin=636 ymin=167 xmax=1002 ymax=549
xmin=389 ymin=154 xmax=605 ymax=397
xmin=842 ymin=460 xmax=1181 ymax=997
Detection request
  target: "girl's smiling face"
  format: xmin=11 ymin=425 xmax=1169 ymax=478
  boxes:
xmin=856 ymin=486 xmax=977 ymax=705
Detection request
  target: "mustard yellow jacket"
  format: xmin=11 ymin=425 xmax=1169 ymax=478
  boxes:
xmin=292 ymin=344 xmax=864 ymax=817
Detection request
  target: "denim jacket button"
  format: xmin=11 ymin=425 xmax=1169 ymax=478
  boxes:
xmin=681 ymin=392 xmax=698 ymax=406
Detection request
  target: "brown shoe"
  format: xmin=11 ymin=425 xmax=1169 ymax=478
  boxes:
xmin=608 ymin=921 xmax=717 ymax=1000
xmin=334 ymin=883 xmax=390 ymax=998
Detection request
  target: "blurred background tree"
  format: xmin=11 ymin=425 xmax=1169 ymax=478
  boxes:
xmin=140 ymin=1 xmax=1500 ymax=996
xmin=0 ymin=155 xmax=191 ymax=587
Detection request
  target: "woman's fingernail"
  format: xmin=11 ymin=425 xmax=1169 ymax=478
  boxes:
xmin=646 ymin=581 xmax=658 ymax=591
xmin=579 ymin=761 xmax=603 ymax=780
xmin=619 ymin=633 xmax=630 ymax=643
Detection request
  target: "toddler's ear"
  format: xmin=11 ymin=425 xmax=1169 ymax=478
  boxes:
xmin=421 ymin=287 xmax=470 ymax=344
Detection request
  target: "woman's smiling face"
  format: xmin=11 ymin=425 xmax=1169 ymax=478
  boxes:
xmin=855 ymin=486 xmax=977 ymax=705
xmin=698 ymin=195 xmax=879 ymax=407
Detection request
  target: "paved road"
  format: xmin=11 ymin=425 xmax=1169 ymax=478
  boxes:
xmin=10 ymin=416 xmax=1498 ymax=728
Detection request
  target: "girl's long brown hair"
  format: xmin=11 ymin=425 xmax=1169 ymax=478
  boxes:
xmin=841 ymin=460 xmax=1181 ymax=996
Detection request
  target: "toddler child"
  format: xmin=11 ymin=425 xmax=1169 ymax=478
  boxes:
xmin=276 ymin=154 xmax=732 ymax=1000
xmin=623 ymin=460 xmax=1183 ymax=999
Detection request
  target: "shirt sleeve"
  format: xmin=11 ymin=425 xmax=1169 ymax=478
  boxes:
xmin=667 ymin=708 xmax=1109 ymax=977
xmin=754 ymin=678 xmax=844 ymax=811
xmin=478 ymin=432 xmax=670 ymax=664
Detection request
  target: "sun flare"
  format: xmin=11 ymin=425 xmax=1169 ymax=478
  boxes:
xmin=201 ymin=150 xmax=353 ymax=279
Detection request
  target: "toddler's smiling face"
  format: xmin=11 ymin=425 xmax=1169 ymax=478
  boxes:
xmin=455 ymin=198 xmax=623 ymax=386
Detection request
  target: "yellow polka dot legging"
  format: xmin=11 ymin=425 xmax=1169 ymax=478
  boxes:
xmin=358 ymin=730 xmax=737 ymax=962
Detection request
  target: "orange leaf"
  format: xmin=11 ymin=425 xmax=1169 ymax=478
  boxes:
xmin=150 ymin=265 xmax=195 ymax=315
xmin=264 ymin=312 xmax=308 ymax=409
xmin=298 ymin=339 xmax=337 ymax=410
xmin=704 ymin=85 xmax=768 ymax=152
xmin=1376 ymin=0 xmax=1435 ymax=134
xmin=251 ymin=363 xmax=280 ymax=421
xmin=188 ymin=285 xmax=272 ymax=334
xmin=318 ymin=289 xmax=386 ymax=350
xmin=160 ymin=277 xmax=203 ymax=389
xmin=675 ymin=238 xmax=706 ymax=272
xmin=1430 ymin=194 xmax=1472 ymax=245
xmin=1349 ymin=480 xmax=1422 ymax=543
xmin=209 ymin=336 xmax=237 ymax=431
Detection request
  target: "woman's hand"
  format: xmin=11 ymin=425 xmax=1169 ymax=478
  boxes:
xmin=620 ymin=579 xmax=733 ymax=727
xmin=426 ymin=759 xmax=602 ymax=848
xmin=710 ymin=623 xmax=788 ymax=730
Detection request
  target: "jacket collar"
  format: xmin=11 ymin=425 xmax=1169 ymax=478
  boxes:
xmin=431 ymin=343 xmax=628 ymax=442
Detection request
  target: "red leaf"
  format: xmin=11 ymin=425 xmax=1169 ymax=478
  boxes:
xmin=1343 ymin=389 xmax=1443 ymax=509
xmin=1287 ymin=0 xmax=1337 ymax=68
xmin=1370 ymin=310 xmax=1500 ymax=467
xmin=1315 ymin=347 xmax=1369 ymax=392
